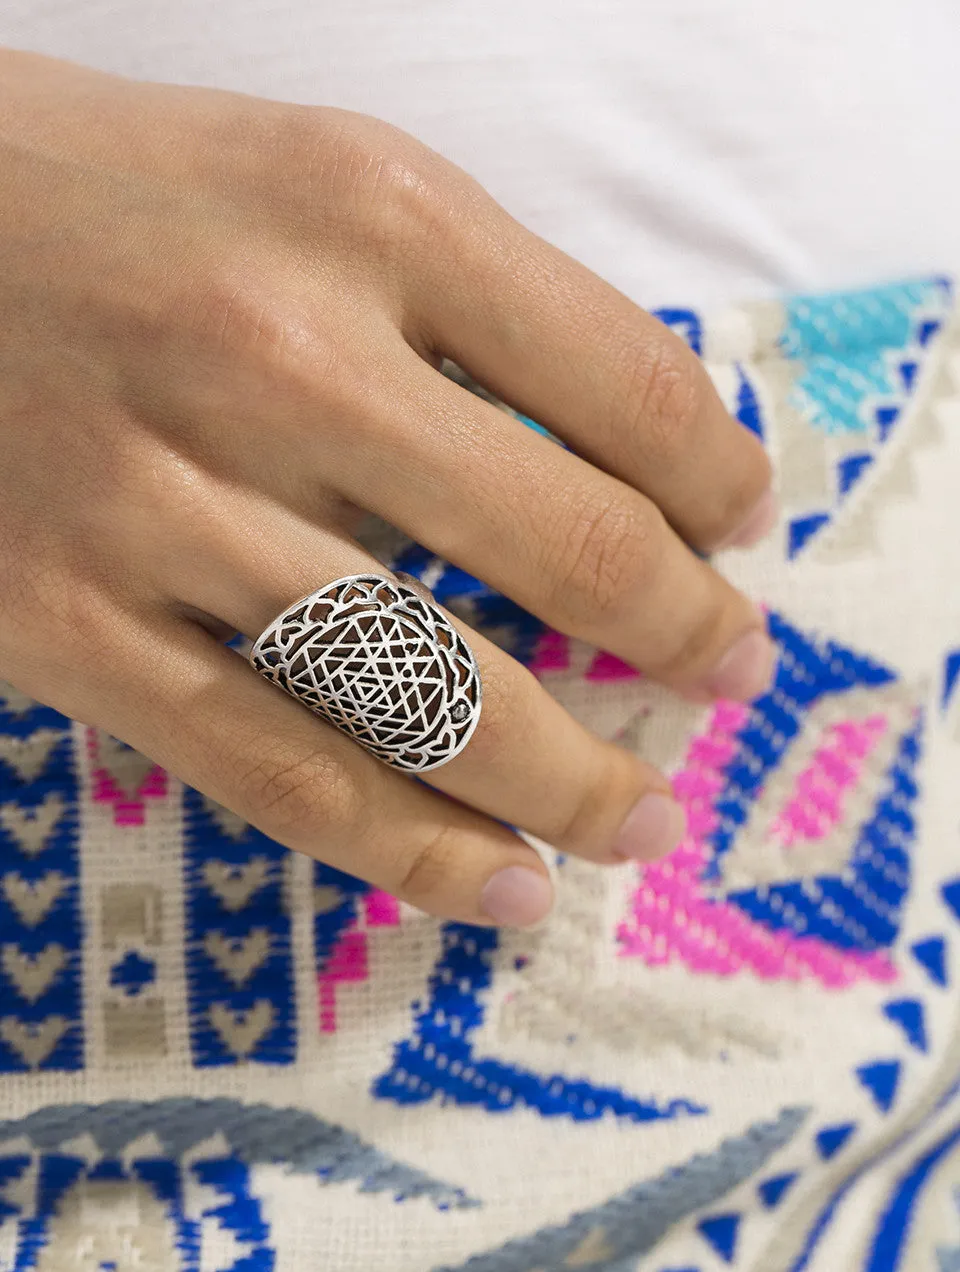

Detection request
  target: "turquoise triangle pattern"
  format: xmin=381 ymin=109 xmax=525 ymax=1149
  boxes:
xmin=781 ymin=277 xmax=953 ymax=559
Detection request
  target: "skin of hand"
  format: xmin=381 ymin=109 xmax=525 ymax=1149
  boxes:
xmin=0 ymin=47 xmax=777 ymax=928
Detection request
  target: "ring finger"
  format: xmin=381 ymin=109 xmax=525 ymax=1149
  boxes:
xmin=299 ymin=343 xmax=777 ymax=705
xmin=156 ymin=491 xmax=688 ymax=869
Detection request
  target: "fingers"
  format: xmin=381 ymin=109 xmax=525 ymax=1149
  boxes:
xmin=319 ymin=350 xmax=776 ymax=704
xmin=151 ymin=497 xmax=686 ymax=869
xmin=402 ymin=184 xmax=774 ymax=555
xmin=71 ymin=602 xmax=555 ymax=928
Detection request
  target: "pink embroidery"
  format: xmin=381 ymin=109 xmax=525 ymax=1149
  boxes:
xmin=529 ymin=629 xmax=570 ymax=676
xmin=585 ymin=650 xmax=642 ymax=682
xmin=364 ymin=890 xmax=401 ymax=926
xmin=319 ymin=890 xmax=401 ymax=1033
xmin=85 ymin=727 xmax=168 ymax=828
xmin=770 ymin=716 xmax=887 ymax=848
xmin=618 ymin=702 xmax=897 ymax=986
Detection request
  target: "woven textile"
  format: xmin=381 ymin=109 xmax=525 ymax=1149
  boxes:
xmin=1 ymin=277 xmax=959 ymax=1270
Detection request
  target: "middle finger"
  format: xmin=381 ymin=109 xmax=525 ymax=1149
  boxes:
xmin=320 ymin=346 xmax=777 ymax=705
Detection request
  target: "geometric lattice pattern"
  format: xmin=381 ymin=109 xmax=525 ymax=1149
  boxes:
xmin=249 ymin=573 xmax=482 ymax=772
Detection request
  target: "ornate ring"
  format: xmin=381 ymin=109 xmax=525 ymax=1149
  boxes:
xmin=248 ymin=573 xmax=483 ymax=773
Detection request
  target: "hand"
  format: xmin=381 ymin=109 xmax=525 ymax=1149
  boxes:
xmin=0 ymin=48 xmax=775 ymax=927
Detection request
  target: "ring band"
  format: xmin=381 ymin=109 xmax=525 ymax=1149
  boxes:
xmin=248 ymin=573 xmax=483 ymax=773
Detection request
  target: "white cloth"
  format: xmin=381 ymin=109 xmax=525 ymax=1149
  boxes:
xmin=3 ymin=0 xmax=958 ymax=310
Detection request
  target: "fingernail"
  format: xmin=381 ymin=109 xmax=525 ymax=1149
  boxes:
xmin=703 ymin=628 xmax=777 ymax=702
xmin=480 ymin=866 xmax=554 ymax=927
xmin=719 ymin=489 xmax=779 ymax=550
xmin=613 ymin=792 xmax=686 ymax=861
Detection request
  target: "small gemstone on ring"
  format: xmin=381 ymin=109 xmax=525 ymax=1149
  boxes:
xmin=450 ymin=701 xmax=470 ymax=723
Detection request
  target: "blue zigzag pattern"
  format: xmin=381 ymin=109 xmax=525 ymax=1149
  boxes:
xmin=709 ymin=612 xmax=917 ymax=952
xmin=0 ymin=700 xmax=81 ymax=1073
xmin=182 ymin=789 xmax=296 ymax=1066
xmin=0 ymin=1152 xmax=275 ymax=1271
xmin=782 ymin=277 xmax=953 ymax=558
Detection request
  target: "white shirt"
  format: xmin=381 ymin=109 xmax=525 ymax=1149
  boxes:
xmin=4 ymin=0 xmax=959 ymax=310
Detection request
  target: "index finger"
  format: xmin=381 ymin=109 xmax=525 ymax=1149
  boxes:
xmin=405 ymin=181 xmax=774 ymax=555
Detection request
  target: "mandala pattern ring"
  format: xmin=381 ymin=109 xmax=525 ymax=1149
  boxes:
xmin=248 ymin=574 xmax=483 ymax=773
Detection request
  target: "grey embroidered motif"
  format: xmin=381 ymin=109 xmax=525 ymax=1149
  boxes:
xmin=103 ymin=1000 xmax=167 ymax=1058
xmin=204 ymin=930 xmax=271 ymax=988
xmin=0 ymin=730 xmax=66 ymax=783
xmin=0 ymin=793 xmax=67 ymax=858
xmin=209 ymin=1001 xmax=274 ymax=1058
xmin=2 ymin=871 xmax=68 ymax=928
xmin=434 ymin=1107 xmax=807 ymax=1271
xmin=200 ymin=792 xmax=251 ymax=841
xmin=0 ymin=1016 xmax=69 ymax=1068
xmin=0 ymin=1099 xmax=478 ymax=1208
xmin=1 ymin=943 xmax=67 ymax=1004
xmin=0 ymin=681 xmax=38 ymax=718
xmin=202 ymin=858 xmax=271 ymax=912
xmin=92 ymin=733 xmax=157 ymax=797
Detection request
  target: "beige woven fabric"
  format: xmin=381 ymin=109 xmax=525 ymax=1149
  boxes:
xmin=0 ymin=278 xmax=958 ymax=1271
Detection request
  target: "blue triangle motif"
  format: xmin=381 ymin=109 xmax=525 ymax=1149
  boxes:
xmin=758 ymin=1172 xmax=799 ymax=1208
xmin=855 ymin=1060 xmax=901 ymax=1113
xmin=0 ymin=1154 xmax=28 ymax=1224
xmin=942 ymin=880 xmax=960 ymax=924
xmin=899 ymin=360 xmax=918 ymax=390
xmin=788 ymin=512 xmax=831 ymax=558
xmin=837 ymin=452 xmax=873 ymax=496
xmin=735 ymin=366 xmax=763 ymax=438
xmin=876 ymin=405 xmax=900 ymax=440
xmin=0 ymin=1156 xmax=29 ymax=1189
xmin=779 ymin=277 xmax=952 ymax=557
xmin=943 ymin=651 xmax=960 ymax=710
xmin=911 ymin=936 xmax=948 ymax=987
xmin=883 ymin=998 xmax=928 ymax=1052
xmin=816 ymin=1123 xmax=857 ymax=1159
xmin=697 ymin=1213 xmax=740 ymax=1263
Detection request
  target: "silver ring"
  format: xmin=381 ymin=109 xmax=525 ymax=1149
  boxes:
xmin=248 ymin=573 xmax=483 ymax=773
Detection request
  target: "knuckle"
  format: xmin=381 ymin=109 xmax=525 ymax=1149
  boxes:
xmin=243 ymin=746 xmax=362 ymax=844
xmin=714 ymin=452 xmax=775 ymax=542
xmin=554 ymin=755 xmax=622 ymax=853
xmin=395 ymin=823 xmax=460 ymax=908
xmin=183 ymin=264 xmax=300 ymax=365
xmin=0 ymin=552 xmax=110 ymax=660
xmin=362 ymin=153 xmax=459 ymax=260
xmin=622 ymin=333 xmax=703 ymax=467
xmin=658 ymin=602 xmax=728 ymax=682
xmin=277 ymin=109 xmax=458 ymax=255
xmin=168 ymin=256 xmax=349 ymax=396
xmin=551 ymin=496 xmax=662 ymax=627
